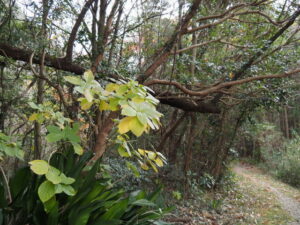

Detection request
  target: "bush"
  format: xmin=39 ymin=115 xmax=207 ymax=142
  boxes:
xmin=0 ymin=149 xmax=171 ymax=225
xmin=275 ymin=136 xmax=300 ymax=187
xmin=251 ymin=123 xmax=300 ymax=187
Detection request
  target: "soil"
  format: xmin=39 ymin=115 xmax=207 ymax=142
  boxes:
xmin=233 ymin=163 xmax=300 ymax=225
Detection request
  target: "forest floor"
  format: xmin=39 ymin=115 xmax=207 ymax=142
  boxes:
xmin=168 ymin=162 xmax=300 ymax=225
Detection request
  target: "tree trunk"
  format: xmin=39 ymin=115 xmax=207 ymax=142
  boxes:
xmin=92 ymin=111 xmax=118 ymax=160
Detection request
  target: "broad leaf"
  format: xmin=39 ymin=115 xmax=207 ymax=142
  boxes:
xmin=64 ymin=76 xmax=83 ymax=85
xmin=72 ymin=142 xmax=83 ymax=155
xmin=38 ymin=181 xmax=55 ymax=202
xmin=29 ymin=160 xmax=49 ymax=175
xmin=129 ymin=117 xmax=146 ymax=137
xmin=46 ymin=166 xmax=62 ymax=184
xmin=118 ymin=117 xmax=134 ymax=134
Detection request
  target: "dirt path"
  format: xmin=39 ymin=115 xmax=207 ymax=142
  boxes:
xmin=233 ymin=163 xmax=300 ymax=225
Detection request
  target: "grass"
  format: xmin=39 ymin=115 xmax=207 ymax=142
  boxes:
xmin=169 ymin=163 xmax=296 ymax=224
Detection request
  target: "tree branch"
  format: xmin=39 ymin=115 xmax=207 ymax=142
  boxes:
xmin=173 ymin=39 xmax=221 ymax=54
xmin=65 ymin=0 xmax=96 ymax=61
xmin=0 ymin=43 xmax=85 ymax=74
xmin=137 ymin=0 xmax=202 ymax=83
xmin=146 ymin=68 xmax=300 ymax=97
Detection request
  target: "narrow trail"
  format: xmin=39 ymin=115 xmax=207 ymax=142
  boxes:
xmin=233 ymin=164 xmax=300 ymax=225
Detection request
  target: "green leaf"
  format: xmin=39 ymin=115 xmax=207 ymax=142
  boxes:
xmin=38 ymin=181 xmax=55 ymax=202
xmin=61 ymin=184 xmax=76 ymax=196
xmin=118 ymin=146 xmax=130 ymax=157
xmin=28 ymin=102 xmax=40 ymax=109
xmin=47 ymin=125 xmax=62 ymax=133
xmin=116 ymin=85 xmax=128 ymax=95
xmin=55 ymin=184 xmax=64 ymax=194
xmin=100 ymin=199 xmax=128 ymax=220
xmin=45 ymin=166 xmax=62 ymax=184
xmin=72 ymin=142 xmax=83 ymax=155
xmin=64 ymin=76 xmax=83 ymax=85
xmin=126 ymin=161 xmax=140 ymax=177
xmin=46 ymin=133 xmax=63 ymax=143
xmin=60 ymin=173 xmax=75 ymax=185
xmin=64 ymin=124 xmax=80 ymax=143
xmin=29 ymin=160 xmax=49 ymax=175
xmin=46 ymin=125 xmax=63 ymax=143
xmin=131 ymin=199 xmax=157 ymax=207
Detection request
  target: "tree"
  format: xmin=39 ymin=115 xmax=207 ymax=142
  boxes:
xmin=1 ymin=0 xmax=300 ymax=182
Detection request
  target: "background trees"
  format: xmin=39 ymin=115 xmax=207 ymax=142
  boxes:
xmin=1 ymin=0 xmax=300 ymax=198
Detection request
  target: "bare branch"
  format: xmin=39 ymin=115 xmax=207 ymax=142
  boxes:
xmin=137 ymin=0 xmax=202 ymax=83
xmin=65 ymin=0 xmax=96 ymax=61
xmin=173 ymin=39 xmax=221 ymax=54
xmin=146 ymin=68 xmax=300 ymax=97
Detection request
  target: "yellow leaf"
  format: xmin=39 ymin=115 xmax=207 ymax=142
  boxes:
xmin=147 ymin=151 xmax=156 ymax=160
xmin=99 ymin=101 xmax=110 ymax=111
xmin=141 ymin=163 xmax=149 ymax=170
xmin=108 ymin=98 xmax=119 ymax=111
xmin=43 ymin=113 xmax=51 ymax=119
xmin=129 ymin=117 xmax=146 ymax=137
xmin=29 ymin=113 xmax=38 ymax=121
xmin=80 ymin=99 xmax=93 ymax=110
xmin=229 ymin=72 xmax=234 ymax=79
xmin=132 ymin=97 xmax=144 ymax=103
xmin=148 ymin=160 xmax=158 ymax=173
xmin=155 ymin=158 xmax=164 ymax=167
xmin=118 ymin=117 xmax=134 ymax=134
xmin=105 ymin=83 xmax=119 ymax=92
xmin=138 ymin=148 xmax=146 ymax=156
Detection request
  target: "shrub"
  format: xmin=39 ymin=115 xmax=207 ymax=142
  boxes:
xmin=275 ymin=136 xmax=300 ymax=187
xmin=0 ymin=149 xmax=171 ymax=225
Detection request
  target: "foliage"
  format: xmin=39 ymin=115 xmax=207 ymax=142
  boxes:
xmin=273 ymin=135 xmax=300 ymax=188
xmin=199 ymin=173 xmax=216 ymax=190
xmin=0 ymin=149 xmax=171 ymax=225
xmin=239 ymin=120 xmax=300 ymax=188
xmin=0 ymin=132 xmax=24 ymax=160
xmin=28 ymin=102 xmax=72 ymax=128
xmin=64 ymin=70 xmax=166 ymax=172
xmin=172 ymin=191 xmax=182 ymax=201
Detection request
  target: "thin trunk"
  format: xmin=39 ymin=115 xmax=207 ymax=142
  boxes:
xmin=91 ymin=0 xmax=98 ymax=60
xmin=34 ymin=0 xmax=49 ymax=159
xmin=108 ymin=3 xmax=123 ymax=66
xmin=34 ymin=78 xmax=44 ymax=159
xmin=184 ymin=115 xmax=205 ymax=173
xmin=190 ymin=26 xmax=197 ymax=75
xmin=157 ymin=112 xmax=187 ymax=151
xmin=0 ymin=65 xmax=5 ymax=131
xmin=169 ymin=120 xmax=189 ymax=164
xmin=284 ymin=106 xmax=289 ymax=138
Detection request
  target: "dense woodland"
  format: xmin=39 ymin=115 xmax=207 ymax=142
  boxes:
xmin=1 ymin=0 xmax=300 ymax=224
